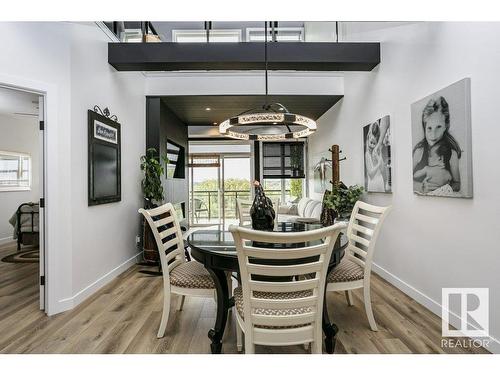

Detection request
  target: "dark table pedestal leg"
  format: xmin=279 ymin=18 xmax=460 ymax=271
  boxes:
xmin=206 ymin=268 xmax=230 ymax=354
xmin=322 ymin=290 xmax=339 ymax=354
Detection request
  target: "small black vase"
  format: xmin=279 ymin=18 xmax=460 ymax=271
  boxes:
xmin=250 ymin=183 xmax=276 ymax=230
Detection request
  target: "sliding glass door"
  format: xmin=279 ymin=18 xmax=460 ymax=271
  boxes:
xmin=222 ymin=156 xmax=251 ymax=227
xmin=189 ymin=142 xmax=252 ymax=228
xmin=189 ymin=155 xmax=222 ymax=226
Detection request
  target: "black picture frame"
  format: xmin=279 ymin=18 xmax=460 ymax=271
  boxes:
xmin=88 ymin=109 xmax=121 ymax=206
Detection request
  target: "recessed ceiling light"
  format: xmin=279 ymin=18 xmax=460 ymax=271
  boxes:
xmin=205 ymin=107 xmax=211 ymax=111
xmin=213 ymin=122 xmax=217 ymax=125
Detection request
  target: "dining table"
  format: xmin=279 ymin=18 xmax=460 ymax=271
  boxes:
xmin=187 ymin=221 xmax=348 ymax=354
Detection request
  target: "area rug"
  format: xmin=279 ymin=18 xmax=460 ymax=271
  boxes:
xmin=1 ymin=249 xmax=39 ymax=263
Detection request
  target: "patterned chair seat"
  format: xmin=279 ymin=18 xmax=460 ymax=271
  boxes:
xmin=327 ymin=258 xmax=364 ymax=283
xmin=234 ymin=286 xmax=313 ymax=329
xmin=170 ymin=261 xmax=215 ymax=289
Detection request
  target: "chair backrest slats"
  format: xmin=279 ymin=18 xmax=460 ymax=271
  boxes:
xmin=230 ymin=223 xmax=346 ymax=344
xmin=164 ymin=247 xmax=182 ymax=263
xmin=349 ymin=244 xmax=368 ymax=261
xmin=354 ymin=212 xmax=379 ymax=225
xmin=139 ymin=203 xmax=186 ymax=287
xmin=155 ymin=216 xmax=175 ymax=227
xmin=243 ymin=243 xmax=328 ymax=259
xmin=349 ymin=233 xmax=370 ymax=248
xmin=162 ymin=237 xmax=181 ymax=253
xmin=351 ymin=223 xmax=374 ymax=237
xmin=345 ymin=201 xmax=391 ymax=274
xmin=159 ymin=225 xmax=178 ymax=240
xmin=236 ymin=199 xmax=253 ymax=226
xmin=248 ymin=278 xmax=320 ymax=293
xmin=245 ymin=261 xmax=324 ymax=277
xmin=250 ymin=295 xmax=318 ymax=310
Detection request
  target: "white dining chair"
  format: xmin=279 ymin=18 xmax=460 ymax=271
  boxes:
xmin=229 ymin=223 xmax=346 ymax=354
xmin=236 ymin=199 xmax=253 ymax=226
xmin=139 ymin=203 xmax=215 ymax=338
xmin=326 ymin=200 xmax=391 ymax=331
xmin=237 ymin=198 xmax=280 ymax=226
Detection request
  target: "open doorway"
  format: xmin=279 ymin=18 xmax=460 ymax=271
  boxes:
xmin=0 ymin=85 xmax=46 ymax=314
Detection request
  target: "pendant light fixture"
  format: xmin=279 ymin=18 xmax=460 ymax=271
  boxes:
xmin=219 ymin=22 xmax=317 ymax=141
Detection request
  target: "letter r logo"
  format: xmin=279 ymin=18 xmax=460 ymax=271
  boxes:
xmin=442 ymin=288 xmax=489 ymax=337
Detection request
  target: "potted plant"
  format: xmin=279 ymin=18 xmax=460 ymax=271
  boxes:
xmin=321 ymin=184 xmax=364 ymax=226
xmin=140 ymin=148 xmax=168 ymax=209
xmin=139 ymin=148 xmax=168 ymax=263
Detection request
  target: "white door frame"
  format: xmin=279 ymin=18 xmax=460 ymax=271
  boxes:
xmin=38 ymin=95 xmax=45 ymax=310
xmin=0 ymin=73 xmax=60 ymax=315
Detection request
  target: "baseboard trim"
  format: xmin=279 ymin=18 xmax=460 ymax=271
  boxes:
xmin=372 ymin=262 xmax=500 ymax=354
xmin=55 ymin=252 xmax=141 ymax=314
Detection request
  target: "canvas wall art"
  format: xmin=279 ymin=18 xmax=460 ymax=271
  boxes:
xmin=363 ymin=115 xmax=392 ymax=193
xmin=311 ymin=152 xmax=332 ymax=193
xmin=411 ymin=78 xmax=473 ymax=198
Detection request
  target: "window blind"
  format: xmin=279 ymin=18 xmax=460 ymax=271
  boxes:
xmin=262 ymin=142 xmax=305 ymax=179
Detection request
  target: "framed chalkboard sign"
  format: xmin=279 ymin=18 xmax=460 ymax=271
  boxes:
xmin=88 ymin=109 xmax=121 ymax=206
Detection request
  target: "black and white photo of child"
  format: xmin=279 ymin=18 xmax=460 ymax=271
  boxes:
xmin=411 ymin=79 xmax=473 ymax=198
xmin=363 ymin=115 xmax=392 ymax=193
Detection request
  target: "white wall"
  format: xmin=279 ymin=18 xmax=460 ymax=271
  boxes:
xmin=309 ymin=22 xmax=500 ymax=352
xmin=0 ymin=114 xmax=39 ymax=242
xmin=0 ymin=22 xmax=145 ymax=314
xmin=145 ymin=71 xmax=343 ymax=96
xmin=0 ymin=22 xmax=74 ymax=313
xmin=68 ymin=24 xmax=145 ymax=307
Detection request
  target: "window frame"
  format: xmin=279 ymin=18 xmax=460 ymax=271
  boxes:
xmin=0 ymin=150 xmax=32 ymax=192
xmin=246 ymin=27 xmax=304 ymax=42
xmin=172 ymin=29 xmax=242 ymax=43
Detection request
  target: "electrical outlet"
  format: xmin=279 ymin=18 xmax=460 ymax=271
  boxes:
xmin=135 ymin=235 xmax=141 ymax=244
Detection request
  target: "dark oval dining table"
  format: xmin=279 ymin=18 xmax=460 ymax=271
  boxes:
xmin=187 ymin=221 xmax=347 ymax=354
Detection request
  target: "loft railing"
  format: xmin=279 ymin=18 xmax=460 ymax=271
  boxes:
xmin=104 ymin=21 xmax=339 ymax=44
xmin=190 ymin=189 xmax=286 ymax=221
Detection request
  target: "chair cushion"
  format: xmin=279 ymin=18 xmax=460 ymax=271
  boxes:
xmin=327 ymin=258 xmax=364 ymax=283
xmin=170 ymin=261 xmax=215 ymax=289
xmin=233 ymin=286 xmax=313 ymax=329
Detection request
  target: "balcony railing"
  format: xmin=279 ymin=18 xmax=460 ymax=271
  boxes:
xmin=104 ymin=21 xmax=339 ymax=44
xmin=190 ymin=189 xmax=286 ymax=221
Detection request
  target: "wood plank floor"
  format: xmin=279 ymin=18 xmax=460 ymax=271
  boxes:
xmin=0 ymin=241 xmax=488 ymax=354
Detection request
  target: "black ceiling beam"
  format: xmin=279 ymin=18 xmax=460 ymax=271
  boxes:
xmin=108 ymin=42 xmax=380 ymax=71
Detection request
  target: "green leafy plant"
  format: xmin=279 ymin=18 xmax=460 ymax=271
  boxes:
xmin=324 ymin=184 xmax=364 ymax=218
xmin=140 ymin=148 xmax=168 ymax=207
xmin=290 ymin=179 xmax=303 ymax=200
xmin=290 ymin=144 xmax=302 ymax=170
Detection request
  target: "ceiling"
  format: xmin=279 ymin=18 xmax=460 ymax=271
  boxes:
xmin=159 ymin=95 xmax=343 ymax=126
xmin=0 ymin=86 xmax=40 ymax=117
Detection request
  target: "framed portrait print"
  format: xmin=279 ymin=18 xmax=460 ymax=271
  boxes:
xmin=88 ymin=109 xmax=121 ymax=206
xmin=363 ymin=115 xmax=392 ymax=193
xmin=411 ymin=78 xmax=473 ymax=198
